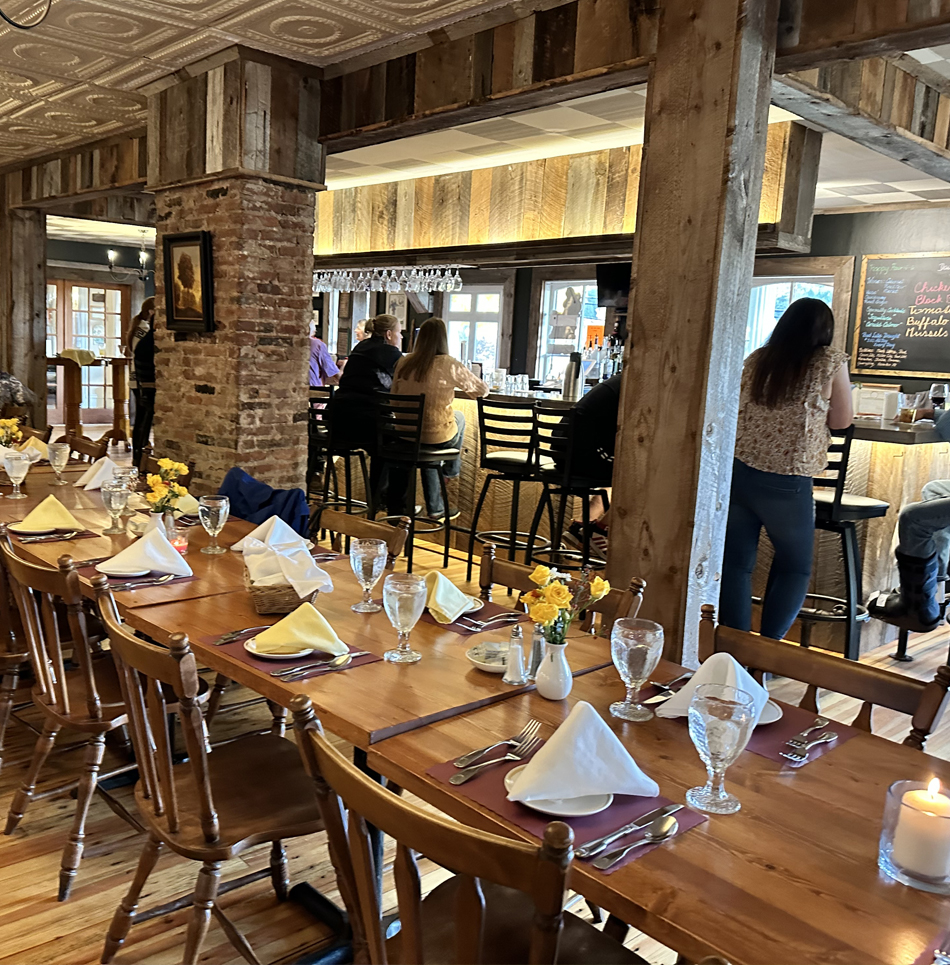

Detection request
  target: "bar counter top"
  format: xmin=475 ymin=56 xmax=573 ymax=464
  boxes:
xmin=852 ymin=416 xmax=944 ymax=446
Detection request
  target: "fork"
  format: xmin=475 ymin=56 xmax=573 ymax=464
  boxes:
xmin=779 ymin=731 xmax=838 ymax=763
xmin=454 ymin=719 xmax=542 ymax=768
xmin=213 ymin=626 xmax=272 ymax=645
xmin=449 ymin=733 xmax=542 ymax=785
xmin=19 ymin=531 xmax=79 ymax=543
xmin=785 ymin=715 xmax=831 ymax=748
xmin=109 ymin=573 xmax=176 ymax=591
xmin=457 ymin=613 xmax=522 ymax=631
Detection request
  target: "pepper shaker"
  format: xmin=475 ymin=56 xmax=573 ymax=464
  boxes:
xmin=527 ymin=623 xmax=545 ymax=680
xmin=502 ymin=625 xmax=527 ymax=685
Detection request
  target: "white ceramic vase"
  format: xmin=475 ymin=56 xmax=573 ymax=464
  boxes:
xmin=534 ymin=642 xmax=572 ymax=700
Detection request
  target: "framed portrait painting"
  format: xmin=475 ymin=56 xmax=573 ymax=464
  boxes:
xmin=162 ymin=231 xmax=215 ymax=332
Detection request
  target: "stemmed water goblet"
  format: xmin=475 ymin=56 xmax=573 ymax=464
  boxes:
xmin=608 ymin=618 xmax=665 ymax=721
xmin=4 ymin=452 xmax=30 ymax=499
xmin=112 ymin=467 xmax=139 ymax=516
xmin=47 ymin=442 xmax=69 ymax=486
xmin=685 ymin=683 xmax=756 ymax=815
xmin=198 ymin=495 xmax=230 ymax=554
xmin=382 ymin=573 xmax=427 ymax=663
xmin=101 ymin=479 xmax=130 ymax=535
xmin=350 ymin=538 xmax=387 ymax=613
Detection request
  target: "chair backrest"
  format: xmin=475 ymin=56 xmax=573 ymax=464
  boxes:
xmin=20 ymin=425 xmax=52 ymax=443
xmin=478 ymin=542 xmax=538 ymax=600
xmin=812 ymin=424 xmax=855 ymax=518
xmin=476 ymin=397 xmax=536 ymax=470
xmin=376 ymin=393 xmax=425 ymax=462
xmin=139 ymin=447 xmax=195 ymax=489
xmin=309 ymin=385 xmax=335 ymax=441
xmin=533 ymin=401 xmax=573 ymax=485
xmin=0 ymin=528 xmax=103 ymax=721
xmin=92 ymin=575 xmax=218 ymax=840
xmin=292 ymin=696 xmax=573 ymax=965
xmin=312 ymin=509 xmax=410 ymax=567
xmin=582 ymin=576 xmax=647 ymax=636
xmin=699 ymin=605 xmax=950 ymax=749
xmin=65 ymin=433 xmax=108 ymax=464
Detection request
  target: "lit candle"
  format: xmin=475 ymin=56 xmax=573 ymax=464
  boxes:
xmin=891 ymin=778 xmax=950 ymax=879
xmin=170 ymin=534 xmax=189 ymax=555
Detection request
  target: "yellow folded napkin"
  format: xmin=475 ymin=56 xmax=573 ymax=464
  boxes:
xmin=425 ymin=570 xmax=472 ymax=624
xmin=16 ymin=495 xmax=82 ymax=532
xmin=59 ymin=348 xmax=96 ymax=366
xmin=174 ymin=493 xmax=200 ymax=516
xmin=254 ymin=602 xmax=347 ymax=656
xmin=18 ymin=436 xmax=48 ymax=460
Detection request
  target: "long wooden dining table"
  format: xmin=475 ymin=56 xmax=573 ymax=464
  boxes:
xmin=2 ymin=468 xmax=947 ymax=965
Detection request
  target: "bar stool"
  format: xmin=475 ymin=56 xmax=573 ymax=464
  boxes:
xmin=797 ymin=425 xmax=889 ymax=660
xmin=375 ymin=394 xmax=457 ymax=571
xmin=465 ymin=397 xmax=552 ymax=581
xmin=308 ymin=386 xmax=370 ymax=518
xmin=525 ymin=401 xmax=611 ymax=571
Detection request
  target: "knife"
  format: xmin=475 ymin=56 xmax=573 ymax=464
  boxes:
xmin=575 ymin=803 xmax=683 ymax=859
xmin=642 ymin=690 xmax=677 ymax=706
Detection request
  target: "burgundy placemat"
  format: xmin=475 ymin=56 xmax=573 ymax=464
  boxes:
xmin=77 ymin=564 xmax=195 ymax=589
xmin=914 ymin=931 xmax=947 ymax=965
xmin=427 ymin=746 xmax=706 ymax=875
xmin=745 ymin=700 xmax=860 ymax=766
xmin=13 ymin=529 xmax=99 ymax=543
xmin=419 ymin=599 xmax=531 ymax=636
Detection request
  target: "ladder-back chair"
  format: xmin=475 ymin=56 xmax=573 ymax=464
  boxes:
xmin=700 ymin=605 xmax=950 ymax=749
xmin=20 ymin=424 xmax=53 ymax=443
xmin=63 ymin=433 xmax=108 ymax=464
xmin=292 ymin=695 xmax=644 ymax=965
xmin=0 ymin=548 xmax=27 ymax=776
xmin=139 ymin=446 xmax=195 ymax=490
xmin=93 ymin=576 xmax=325 ymax=965
xmin=310 ymin=508 xmax=410 ymax=568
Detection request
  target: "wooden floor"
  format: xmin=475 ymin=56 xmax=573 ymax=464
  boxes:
xmin=0 ymin=539 xmax=947 ymax=965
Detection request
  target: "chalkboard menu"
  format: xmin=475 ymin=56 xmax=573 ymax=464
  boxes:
xmin=853 ymin=252 xmax=950 ymax=377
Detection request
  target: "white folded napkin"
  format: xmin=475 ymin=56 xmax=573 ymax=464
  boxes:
xmin=17 ymin=437 xmax=48 ymax=460
xmin=507 ymin=701 xmax=659 ymax=803
xmin=96 ymin=527 xmax=193 ymax=577
xmin=0 ymin=442 xmax=41 ymax=464
xmin=230 ymin=515 xmax=303 ymax=553
xmin=242 ymin=528 xmax=332 ymax=599
xmin=253 ymin=602 xmax=347 ymax=656
xmin=655 ymin=651 xmax=769 ymax=725
xmin=425 ymin=570 xmax=471 ymax=624
xmin=73 ymin=457 xmax=118 ymax=491
xmin=16 ymin=495 xmax=82 ymax=532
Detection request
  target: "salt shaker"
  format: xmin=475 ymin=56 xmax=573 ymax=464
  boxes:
xmin=502 ymin=625 xmax=527 ymax=685
xmin=527 ymin=623 xmax=545 ymax=680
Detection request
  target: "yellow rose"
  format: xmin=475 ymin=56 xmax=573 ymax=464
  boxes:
xmin=157 ymin=457 xmax=174 ymax=471
xmin=146 ymin=473 xmax=162 ymax=489
xmin=175 ymin=462 xmax=189 ymax=476
xmin=544 ymin=581 xmax=573 ymax=608
xmin=589 ymin=576 xmax=610 ymax=601
xmin=529 ymin=564 xmax=552 ymax=586
xmin=529 ymin=601 xmax=560 ymax=626
xmin=145 ymin=490 xmax=163 ymax=505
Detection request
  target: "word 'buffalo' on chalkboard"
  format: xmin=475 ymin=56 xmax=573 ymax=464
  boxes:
xmin=853 ymin=252 xmax=950 ymax=378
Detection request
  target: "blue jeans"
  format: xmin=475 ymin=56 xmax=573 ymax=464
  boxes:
xmin=387 ymin=410 xmax=465 ymax=518
xmin=719 ymin=458 xmax=815 ymax=640
xmin=898 ymin=479 xmax=950 ymax=576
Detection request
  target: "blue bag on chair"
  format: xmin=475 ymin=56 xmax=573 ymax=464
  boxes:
xmin=218 ymin=467 xmax=310 ymax=536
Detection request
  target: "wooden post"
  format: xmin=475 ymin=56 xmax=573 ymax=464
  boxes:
xmin=607 ymin=0 xmax=780 ymax=664
xmin=108 ymin=358 xmax=130 ymax=442
xmin=48 ymin=359 xmax=83 ymax=439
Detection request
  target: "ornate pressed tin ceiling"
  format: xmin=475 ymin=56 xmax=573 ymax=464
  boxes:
xmin=0 ymin=0 xmax=522 ymax=164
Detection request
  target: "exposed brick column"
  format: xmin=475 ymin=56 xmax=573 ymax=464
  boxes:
xmin=152 ymin=176 xmax=315 ymax=494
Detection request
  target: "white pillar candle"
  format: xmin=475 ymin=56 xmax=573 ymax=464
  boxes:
xmin=892 ymin=779 xmax=950 ymax=879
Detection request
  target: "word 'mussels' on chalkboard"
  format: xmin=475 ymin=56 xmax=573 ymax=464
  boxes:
xmin=853 ymin=253 xmax=950 ymax=377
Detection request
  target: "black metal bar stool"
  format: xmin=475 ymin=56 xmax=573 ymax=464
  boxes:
xmin=525 ymin=401 xmax=610 ymax=571
xmin=465 ymin=397 xmax=552 ymax=582
xmin=374 ymin=393 xmax=457 ymax=572
xmin=798 ymin=425 xmax=889 ymax=659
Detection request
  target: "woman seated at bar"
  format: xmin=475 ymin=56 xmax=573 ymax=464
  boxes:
xmin=387 ymin=316 xmax=489 ymax=520
xmin=719 ymin=298 xmax=853 ymax=640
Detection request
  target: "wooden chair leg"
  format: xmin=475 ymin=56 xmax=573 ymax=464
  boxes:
xmin=0 ymin=667 xmax=20 ymax=774
xmin=6 ymin=719 xmax=60 ymax=834
xmin=603 ymin=913 xmax=630 ymax=942
xmin=267 ymin=700 xmax=287 ymax=737
xmin=102 ymin=834 xmax=165 ymax=964
xmin=270 ymin=840 xmax=289 ymax=901
xmin=59 ymin=732 xmax=106 ymax=901
xmin=205 ymin=673 xmax=230 ymax=726
xmin=183 ymin=860 xmax=222 ymax=965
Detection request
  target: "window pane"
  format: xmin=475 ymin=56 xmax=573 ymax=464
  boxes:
xmin=90 ymin=289 xmax=106 ymax=305
xmin=448 ymin=321 xmax=471 ymax=361
xmin=72 ymin=313 xmax=88 ymax=335
xmin=106 ymin=289 xmax=122 ymax=313
xmin=89 ymin=386 xmax=105 ymax=408
xmin=449 ymin=293 xmax=472 ymax=313
xmin=476 ymin=293 xmax=500 ymax=314
xmin=73 ymin=336 xmax=89 ymax=350
xmin=46 ymin=284 xmax=57 ymax=308
xmin=474 ymin=322 xmax=499 ymax=369
xmin=72 ymin=287 xmax=88 ymax=310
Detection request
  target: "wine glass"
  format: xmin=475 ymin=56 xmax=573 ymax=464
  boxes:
xmin=47 ymin=442 xmax=69 ymax=486
xmin=350 ymin=538 xmax=387 ymax=613
xmin=382 ymin=573 xmax=427 ymax=664
xmin=198 ymin=495 xmax=230 ymax=554
xmin=4 ymin=452 xmax=30 ymax=499
xmin=101 ymin=480 xmax=130 ymax=535
xmin=609 ymin=618 xmax=665 ymax=721
xmin=112 ymin=467 xmax=140 ymax=516
xmin=686 ymin=683 xmax=756 ymax=815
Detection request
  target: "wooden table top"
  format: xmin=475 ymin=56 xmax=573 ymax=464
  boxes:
xmin=365 ymin=664 xmax=950 ymax=965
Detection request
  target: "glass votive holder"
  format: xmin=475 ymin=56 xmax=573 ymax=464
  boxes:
xmin=171 ymin=526 xmax=190 ymax=555
xmin=879 ymin=779 xmax=950 ymax=894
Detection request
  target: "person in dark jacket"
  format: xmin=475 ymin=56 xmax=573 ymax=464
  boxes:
xmin=131 ymin=319 xmax=156 ymax=463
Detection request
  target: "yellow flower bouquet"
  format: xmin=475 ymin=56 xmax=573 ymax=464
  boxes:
xmin=145 ymin=458 xmax=190 ymax=514
xmin=0 ymin=418 xmax=22 ymax=447
xmin=523 ymin=563 xmax=610 ymax=645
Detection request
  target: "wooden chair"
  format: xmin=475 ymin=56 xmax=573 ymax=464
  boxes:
xmin=63 ymin=433 xmax=108 ymax=463
xmin=0 ymin=551 xmax=28 ymax=776
xmin=291 ymin=695 xmax=645 ymax=965
xmin=700 ymin=605 xmax=950 ymax=749
xmin=92 ymin=575 xmax=325 ymax=965
xmin=139 ymin=445 xmax=194 ymax=489
xmin=0 ymin=536 xmax=138 ymax=900
xmin=311 ymin=508 xmax=410 ymax=567
xmin=19 ymin=424 xmax=53 ymax=443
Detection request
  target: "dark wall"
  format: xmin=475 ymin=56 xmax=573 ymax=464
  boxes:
xmin=47 ymin=239 xmax=155 ymax=298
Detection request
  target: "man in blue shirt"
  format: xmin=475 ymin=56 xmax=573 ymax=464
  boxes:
xmin=309 ymin=324 xmax=340 ymax=388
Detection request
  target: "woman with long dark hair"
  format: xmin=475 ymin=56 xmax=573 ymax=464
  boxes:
xmin=388 ymin=317 xmax=488 ymax=519
xmin=719 ymin=297 xmax=853 ymax=640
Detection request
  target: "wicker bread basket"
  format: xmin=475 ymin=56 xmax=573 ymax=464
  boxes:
xmin=243 ymin=570 xmax=318 ymax=614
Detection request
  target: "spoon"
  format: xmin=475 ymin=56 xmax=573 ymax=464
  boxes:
xmin=592 ymin=814 xmax=679 ymax=870
xmin=272 ymin=651 xmax=356 ymax=678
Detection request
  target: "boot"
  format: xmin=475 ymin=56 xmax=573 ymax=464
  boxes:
xmin=868 ymin=550 xmax=941 ymax=633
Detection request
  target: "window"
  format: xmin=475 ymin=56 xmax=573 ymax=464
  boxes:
xmin=536 ymin=280 xmax=606 ymax=383
xmin=444 ymin=284 xmax=504 ymax=371
xmin=746 ymin=277 xmax=834 ymax=357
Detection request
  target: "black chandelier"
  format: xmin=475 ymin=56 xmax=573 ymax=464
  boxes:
xmin=0 ymin=0 xmax=52 ymax=29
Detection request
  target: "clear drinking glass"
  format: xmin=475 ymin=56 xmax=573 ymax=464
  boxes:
xmin=382 ymin=573 xmax=427 ymax=664
xmin=4 ymin=452 xmax=30 ymax=499
xmin=350 ymin=538 xmax=387 ymax=613
xmin=112 ymin=467 xmax=139 ymax=515
xmin=101 ymin=480 xmax=130 ymax=535
xmin=686 ymin=683 xmax=756 ymax=815
xmin=47 ymin=442 xmax=70 ymax=486
xmin=198 ymin=495 xmax=230 ymax=554
xmin=609 ymin=618 xmax=665 ymax=721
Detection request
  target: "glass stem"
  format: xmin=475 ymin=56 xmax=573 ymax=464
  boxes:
xmin=708 ymin=765 xmax=726 ymax=799
xmin=362 ymin=586 xmax=372 ymax=606
xmin=210 ymin=534 xmax=218 ymax=551
xmin=398 ymin=630 xmax=410 ymax=654
xmin=625 ymin=684 xmax=637 ymax=706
